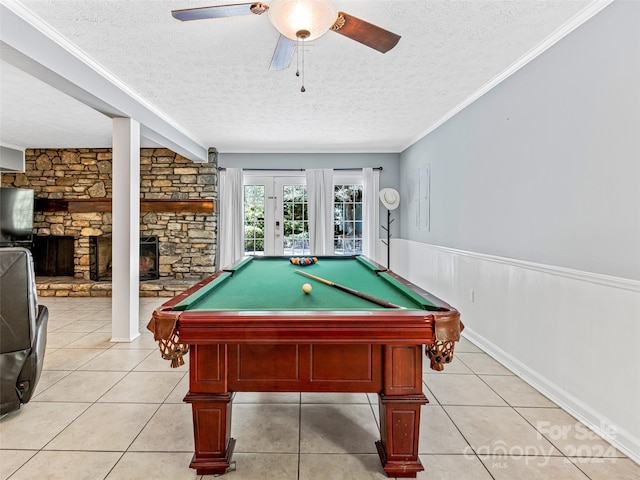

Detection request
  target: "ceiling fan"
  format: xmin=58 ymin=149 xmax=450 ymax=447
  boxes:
xmin=171 ymin=0 xmax=401 ymax=73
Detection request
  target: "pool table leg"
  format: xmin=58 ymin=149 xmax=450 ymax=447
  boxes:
xmin=376 ymin=344 xmax=428 ymax=478
xmin=376 ymin=393 xmax=428 ymax=478
xmin=184 ymin=392 xmax=235 ymax=476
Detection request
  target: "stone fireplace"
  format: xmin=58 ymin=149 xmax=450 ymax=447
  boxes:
xmin=89 ymin=235 xmax=160 ymax=281
xmin=1 ymin=147 xmax=218 ymax=296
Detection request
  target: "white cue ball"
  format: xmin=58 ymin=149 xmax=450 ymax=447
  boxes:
xmin=302 ymin=283 xmax=312 ymax=294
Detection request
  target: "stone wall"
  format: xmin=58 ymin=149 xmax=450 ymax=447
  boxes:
xmin=1 ymin=147 xmax=217 ymax=282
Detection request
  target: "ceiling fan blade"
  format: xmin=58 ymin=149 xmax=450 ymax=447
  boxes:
xmin=269 ymin=35 xmax=296 ymax=71
xmin=331 ymin=12 xmax=400 ymax=53
xmin=171 ymin=2 xmax=268 ymax=22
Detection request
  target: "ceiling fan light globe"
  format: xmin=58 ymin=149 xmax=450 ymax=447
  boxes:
xmin=268 ymin=0 xmax=337 ymax=41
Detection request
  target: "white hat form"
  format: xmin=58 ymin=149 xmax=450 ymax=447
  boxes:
xmin=379 ymin=188 xmax=400 ymax=210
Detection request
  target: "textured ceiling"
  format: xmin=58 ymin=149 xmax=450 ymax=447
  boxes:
xmin=1 ymin=0 xmax=598 ymax=153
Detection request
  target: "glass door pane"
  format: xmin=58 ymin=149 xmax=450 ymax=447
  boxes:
xmin=278 ymin=179 xmax=309 ymax=256
xmin=244 ymin=184 xmax=266 ymax=255
xmin=333 ymin=184 xmax=363 ymax=255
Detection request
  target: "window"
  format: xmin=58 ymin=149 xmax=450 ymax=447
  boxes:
xmin=244 ymin=185 xmax=265 ymax=255
xmin=333 ymin=183 xmax=363 ymax=255
xmin=282 ymin=184 xmax=309 ymax=256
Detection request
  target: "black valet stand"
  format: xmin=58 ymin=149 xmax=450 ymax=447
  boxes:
xmin=379 ymin=188 xmax=400 ymax=271
xmin=380 ymin=209 xmax=393 ymax=270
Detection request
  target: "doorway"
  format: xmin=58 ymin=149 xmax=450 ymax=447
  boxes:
xmin=243 ymin=175 xmax=309 ymax=256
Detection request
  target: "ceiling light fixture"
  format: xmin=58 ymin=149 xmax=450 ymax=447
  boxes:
xmin=268 ymin=0 xmax=337 ymax=92
xmin=267 ymin=0 xmax=337 ymax=42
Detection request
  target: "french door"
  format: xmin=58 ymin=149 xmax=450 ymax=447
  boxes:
xmin=243 ymin=175 xmax=310 ymax=256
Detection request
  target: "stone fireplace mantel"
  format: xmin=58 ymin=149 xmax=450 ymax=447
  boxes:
xmin=35 ymin=198 xmax=214 ymax=213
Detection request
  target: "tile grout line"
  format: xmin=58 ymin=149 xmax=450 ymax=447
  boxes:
xmin=28 ymin=302 xmax=166 ymax=479
xmin=297 ymin=392 xmax=302 ymax=480
xmin=429 ymin=355 xmax=499 ymax=479
xmin=473 ymin=365 xmax=614 ymax=476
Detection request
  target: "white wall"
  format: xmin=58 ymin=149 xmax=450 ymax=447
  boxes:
xmin=400 ymin=0 xmax=640 ymax=281
xmin=396 ymin=0 xmax=640 ymax=463
xmin=220 ymin=152 xmax=402 ymax=238
xmin=219 ymin=152 xmax=401 ymax=175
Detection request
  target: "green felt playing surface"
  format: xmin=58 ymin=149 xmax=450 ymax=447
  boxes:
xmin=175 ymin=256 xmax=438 ymax=312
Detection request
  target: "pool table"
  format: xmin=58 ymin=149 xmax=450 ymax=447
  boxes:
xmin=149 ymin=255 xmax=462 ymax=478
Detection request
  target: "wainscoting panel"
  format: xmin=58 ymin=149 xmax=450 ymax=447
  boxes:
xmin=389 ymin=238 xmax=640 ymax=463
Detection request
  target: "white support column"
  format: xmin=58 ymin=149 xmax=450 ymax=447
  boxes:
xmin=111 ymin=117 xmax=141 ymax=342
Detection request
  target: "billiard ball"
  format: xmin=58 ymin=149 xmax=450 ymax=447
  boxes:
xmin=302 ymin=283 xmax=312 ymax=294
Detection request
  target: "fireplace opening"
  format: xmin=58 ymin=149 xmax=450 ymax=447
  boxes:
xmin=89 ymin=235 xmax=160 ymax=281
xmin=32 ymin=236 xmax=75 ymax=276
xmin=139 ymin=236 xmax=160 ymax=281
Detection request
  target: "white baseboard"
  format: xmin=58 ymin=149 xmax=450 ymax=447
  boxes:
xmin=110 ymin=333 xmax=141 ymax=343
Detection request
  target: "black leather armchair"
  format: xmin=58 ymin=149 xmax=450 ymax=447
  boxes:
xmin=1 ymin=247 xmax=48 ymax=415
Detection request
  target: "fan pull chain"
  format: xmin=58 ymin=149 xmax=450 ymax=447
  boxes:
xmin=295 ymin=30 xmax=308 ymax=93
xmin=300 ymin=36 xmax=305 ymax=92
xmin=296 ymin=37 xmax=300 ymax=78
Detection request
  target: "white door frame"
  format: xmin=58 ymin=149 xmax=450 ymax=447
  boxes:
xmin=243 ymin=172 xmax=306 ymax=256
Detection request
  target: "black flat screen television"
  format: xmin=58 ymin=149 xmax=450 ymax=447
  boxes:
xmin=0 ymin=187 xmax=35 ymax=245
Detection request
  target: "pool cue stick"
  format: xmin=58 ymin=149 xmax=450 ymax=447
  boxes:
xmin=294 ymin=269 xmax=403 ymax=309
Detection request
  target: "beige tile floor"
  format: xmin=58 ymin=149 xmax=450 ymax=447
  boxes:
xmin=1 ymin=297 xmax=638 ymax=480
